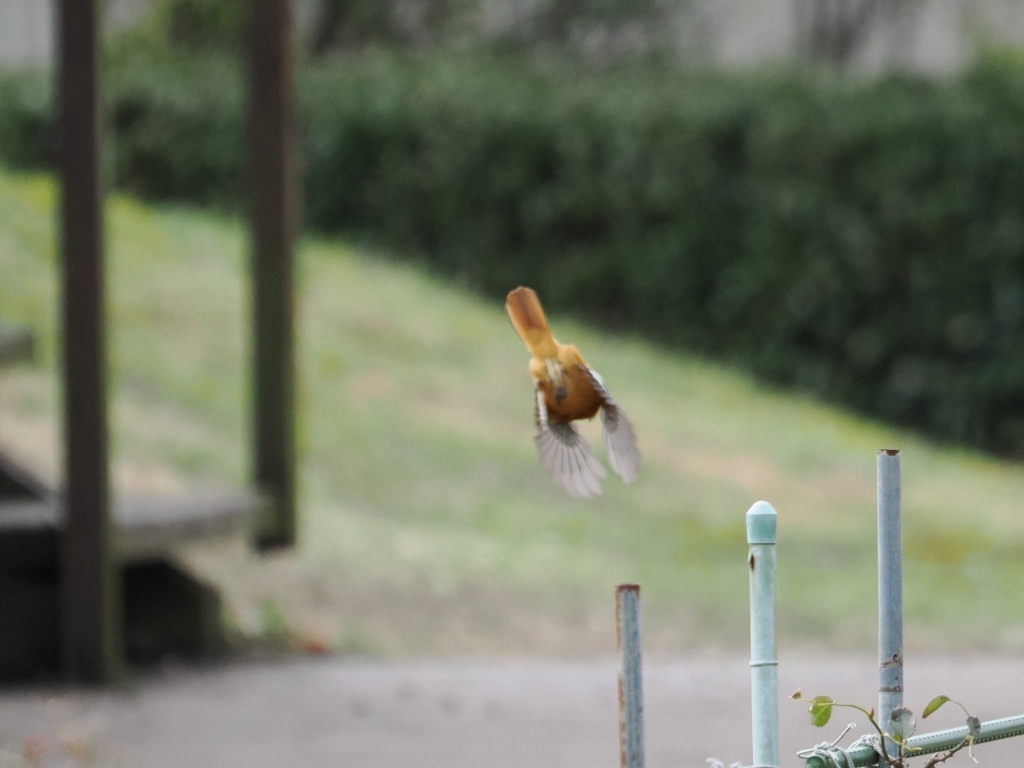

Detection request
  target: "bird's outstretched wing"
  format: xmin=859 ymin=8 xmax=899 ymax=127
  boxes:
xmin=535 ymin=387 xmax=606 ymax=499
xmin=581 ymin=366 xmax=641 ymax=484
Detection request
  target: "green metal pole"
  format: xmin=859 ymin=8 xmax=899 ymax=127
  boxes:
xmin=803 ymin=714 xmax=1024 ymax=767
xmin=747 ymin=501 xmax=779 ymax=768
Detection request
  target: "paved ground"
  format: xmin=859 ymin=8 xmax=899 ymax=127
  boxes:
xmin=1 ymin=654 xmax=1023 ymax=768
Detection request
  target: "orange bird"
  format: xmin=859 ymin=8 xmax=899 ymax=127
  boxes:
xmin=505 ymin=286 xmax=640 ymax=499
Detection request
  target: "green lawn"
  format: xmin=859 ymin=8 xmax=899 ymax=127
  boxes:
xmin=3 ymin=170 xmax=1024 ymax=655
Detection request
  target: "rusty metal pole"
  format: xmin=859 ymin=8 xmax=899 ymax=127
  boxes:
xmin=58 ymin=0 xmax=118 ymax=681
xmin=249 ymin=0 xmax=297 ymax=549
xmin=616 ymin=584 xmax=645 ymax=768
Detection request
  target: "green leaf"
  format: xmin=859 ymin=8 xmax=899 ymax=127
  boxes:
xmin=967 ymin=716 xmax=981 ymax=738
xmin=891 ymin=706 xmax=916 ymax=740
xmin=810 ymin=696 xmax=834 ymax=728
xmin=922 ymin=695 xmax=950 ymax=719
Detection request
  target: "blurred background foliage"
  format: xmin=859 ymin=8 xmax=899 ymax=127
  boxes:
xmin=7 ymin=1 xmax=1024 ymax=458
xmin=6 ymin=0 xmax=1024 ymax=652
xmin=112 ymin=0 xmax=688 ymax=59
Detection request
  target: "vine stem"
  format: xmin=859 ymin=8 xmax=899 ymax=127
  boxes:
xmin=830 ymin=702 xmax=897 ymax=766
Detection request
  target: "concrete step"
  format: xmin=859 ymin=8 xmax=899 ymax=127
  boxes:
xmin=0 ymin=450 xmax=267 ymax=679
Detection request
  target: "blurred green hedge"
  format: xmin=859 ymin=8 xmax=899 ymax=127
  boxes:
xmin=7 ymin=50 xmax=1024 ymax=454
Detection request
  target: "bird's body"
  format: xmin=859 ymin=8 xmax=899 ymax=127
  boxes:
xmin=529 ymin=347 xmax=603 ymax=422
xmin=505 ymin=286 xmax=640 ymax=498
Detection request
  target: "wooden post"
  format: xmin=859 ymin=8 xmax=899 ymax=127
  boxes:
xmin=58 ymin=0 xmax=118 ymax=682
xmin=249 ymin=0 xmax=297 ymax=548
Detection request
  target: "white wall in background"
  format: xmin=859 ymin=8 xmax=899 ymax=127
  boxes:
xmin=0 ymin=0 xmax=53 ymax=68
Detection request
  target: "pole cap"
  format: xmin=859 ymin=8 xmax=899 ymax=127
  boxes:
xmin=746 ymin=500 xmax=777 ymax=544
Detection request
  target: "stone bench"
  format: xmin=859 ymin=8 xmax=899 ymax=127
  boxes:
xmin=0 ymin=451 xmax=268 ymax=679
xmin=0 ymin=329 xmax=268 ymax=677
xmin=0 ymin=489 xmax=265 ymax=567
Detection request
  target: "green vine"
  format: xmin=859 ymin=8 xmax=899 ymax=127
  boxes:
xmin=792 ymin=691 xmax=981 ymax=767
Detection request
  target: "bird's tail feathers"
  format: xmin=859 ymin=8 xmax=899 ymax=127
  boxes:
xmin=506 ymin=286 xmax=558 ymax=358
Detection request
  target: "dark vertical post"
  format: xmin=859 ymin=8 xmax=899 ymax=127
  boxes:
xmin=249 ymin=0 xmax=297 ymax=548
xmin=58 ymin=0 xmax=118 ymax=681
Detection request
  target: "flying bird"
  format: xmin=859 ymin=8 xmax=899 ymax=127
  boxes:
xmin=505 ymin=286 xmax=640 ymax=499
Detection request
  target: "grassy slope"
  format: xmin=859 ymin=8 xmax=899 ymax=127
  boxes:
xmin=3 ymin=170 xmax=1024 ymax=655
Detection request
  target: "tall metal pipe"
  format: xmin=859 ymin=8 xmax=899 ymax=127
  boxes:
xmin=747 ymin=500 xmax=779 ymax=768
xmin=878 ymin=449 xmax=903 ymax=745
xmin=616 ymin=584 xmax=645 ymax=768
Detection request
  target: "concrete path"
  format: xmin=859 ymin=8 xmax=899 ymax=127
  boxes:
xmin=1 ymin=655 xmax=1022 ymax=767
